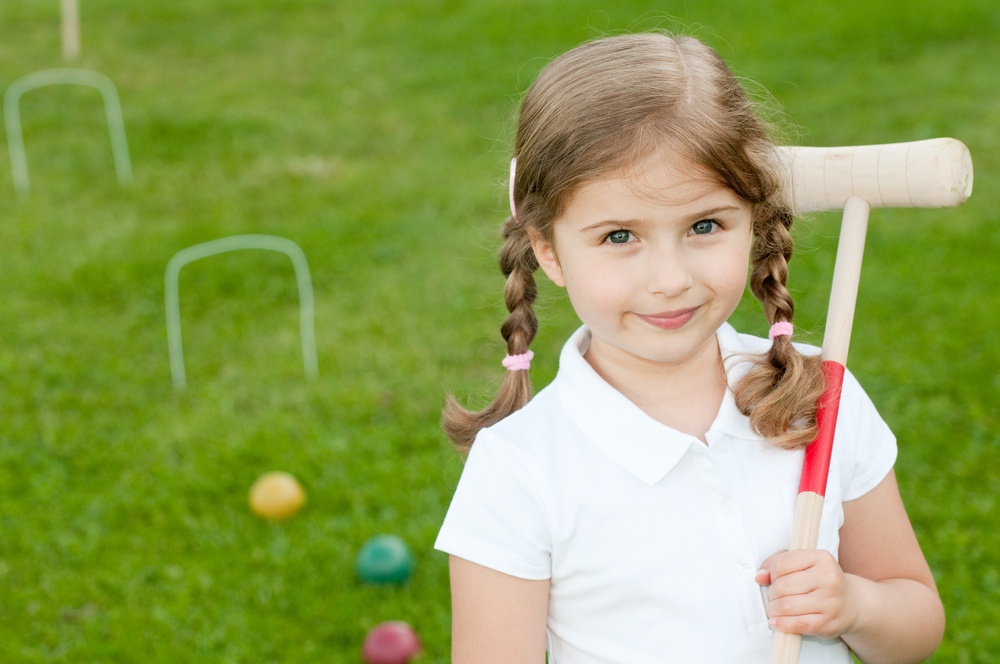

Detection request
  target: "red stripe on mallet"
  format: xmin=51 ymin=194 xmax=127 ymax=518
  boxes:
xmin=798 ymin=361 xmax=846 ymax=496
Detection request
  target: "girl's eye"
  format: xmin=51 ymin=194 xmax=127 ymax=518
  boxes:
xmin=691 ymin=219 xmax=718 ymax=235
xmin=606 ymin=230 xmax=633 ymax=244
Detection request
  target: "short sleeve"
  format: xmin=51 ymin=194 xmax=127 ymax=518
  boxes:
xmin=837 ymin=369 xmax=898 ymax=502
xmin=434 ymin=428 xmax=552 ymax=580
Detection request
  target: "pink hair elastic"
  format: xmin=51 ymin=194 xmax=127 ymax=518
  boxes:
xmin=508 ymin=157 xmax=518 ymax=218
xmin=768 ymin=321 xmax=794 ymax=340
xmin=502 ymin=350 xmax=533 ymax=371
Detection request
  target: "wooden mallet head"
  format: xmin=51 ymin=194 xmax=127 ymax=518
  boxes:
xmin=775 ymin=137 xmax=973 ymax=214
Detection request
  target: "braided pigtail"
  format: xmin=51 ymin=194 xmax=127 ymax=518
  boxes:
xmin=442 ymin=214 xmax=540 ymax=453
xmin=732 ymin=204 xmax=826 ymax=449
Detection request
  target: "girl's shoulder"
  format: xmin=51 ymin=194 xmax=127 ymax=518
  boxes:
xmin=484 ymin=382 xmax=564 ymax=447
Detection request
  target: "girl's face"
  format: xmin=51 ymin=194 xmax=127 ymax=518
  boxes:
xmin=530 ymin=155 xmax=753 ymax=376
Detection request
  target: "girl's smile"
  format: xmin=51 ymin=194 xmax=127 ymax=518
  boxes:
xmin=635 ymin=307 xmax=700 ymax=330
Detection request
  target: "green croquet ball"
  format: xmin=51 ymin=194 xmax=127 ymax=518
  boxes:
xmin=356 ymin=535 xmax=414 ymax=584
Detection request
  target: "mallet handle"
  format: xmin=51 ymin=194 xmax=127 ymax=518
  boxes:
xmin=776 ymin=137 xmax=972 ymax=214
xmin=820 ymin=197 xmax=871 ymax=366
xmin=771 ymin=197 xmax=871 ymax=664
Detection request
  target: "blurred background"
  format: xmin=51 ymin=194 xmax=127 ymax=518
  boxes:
xmin=0 ymin=0 xmax=996 ymax=661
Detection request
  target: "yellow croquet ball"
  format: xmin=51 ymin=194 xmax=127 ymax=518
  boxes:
xmin=248 ymin=471 xmax=306 ymax=521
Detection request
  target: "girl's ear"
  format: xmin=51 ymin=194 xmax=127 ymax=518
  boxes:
xmin=527 ymin=227 xmax=565 ymax=287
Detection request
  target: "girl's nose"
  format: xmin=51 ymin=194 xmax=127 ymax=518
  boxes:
xmin=645 ymin=245 xmax=693 ymax=297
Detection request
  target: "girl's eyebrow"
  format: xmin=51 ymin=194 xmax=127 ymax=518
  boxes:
xmin=577 ymin=205 xmax=743 ymax=233
xmin=578 ymin=218 xmax=646 ymax=233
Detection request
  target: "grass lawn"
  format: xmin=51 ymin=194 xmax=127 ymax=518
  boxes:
xmin=0 ymin=0 xmax=997 ymax=661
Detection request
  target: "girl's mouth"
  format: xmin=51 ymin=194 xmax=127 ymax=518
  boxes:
xmin=636 ymin=307 xmax=699 ymax=330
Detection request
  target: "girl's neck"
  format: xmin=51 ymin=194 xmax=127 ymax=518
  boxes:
xmin=584 ymin=337 xmax=727 ymax=442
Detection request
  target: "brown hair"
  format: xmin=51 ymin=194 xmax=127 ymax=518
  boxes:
xmin=443 ymin=32 xmax=825 ymax=452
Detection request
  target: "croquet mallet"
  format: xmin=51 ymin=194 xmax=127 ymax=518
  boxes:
xmin=769 ymin=137 xmax=974 ymax=663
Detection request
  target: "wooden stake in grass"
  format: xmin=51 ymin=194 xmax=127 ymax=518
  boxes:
xmin=61 ymin=0 xmax=81 ymax=61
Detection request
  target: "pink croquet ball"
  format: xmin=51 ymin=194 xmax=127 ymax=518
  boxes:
xmin=362 ymin=621 xmax=421 ymax=664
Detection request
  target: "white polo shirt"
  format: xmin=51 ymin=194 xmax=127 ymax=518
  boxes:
xmin=436 ymin=323 xmax=897 ymax=663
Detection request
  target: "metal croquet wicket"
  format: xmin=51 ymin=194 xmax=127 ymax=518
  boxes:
xmin=4 ymin=68 xmax=133 ymax=194
xmin=165 ymin=235 xmax=319 ymax=391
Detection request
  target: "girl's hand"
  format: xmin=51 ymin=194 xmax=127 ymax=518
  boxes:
xmin=755 ymin=549 xmax=860 ymax=639
xmin=756 ymin=472 xmax=943 ymax=663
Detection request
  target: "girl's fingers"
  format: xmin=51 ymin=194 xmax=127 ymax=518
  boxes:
xmin=765 ymin=589 xmax=824 ymax=618
xmin=766 ymin=590 xmax=846 ymax=640
xmin=766 ymin=549 xmax=826 ymax=580
xmin=767 ymin=612 xmax=825 ymax=636
xmin=762 ymin=550 xmax=843 ymax=597
xmin=766 ymin=572 xmax=821 ymax=602
xmin=762 ymin=562 xmax=851 ymax=640
xmin=754 ymin=567 xmax=771 ymax=585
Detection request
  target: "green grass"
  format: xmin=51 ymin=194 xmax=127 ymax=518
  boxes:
xmin=0 ymin=0 xmax=997 ymax=661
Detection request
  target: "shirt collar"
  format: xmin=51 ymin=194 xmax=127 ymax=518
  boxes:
xmin=555 ymin=323 xmax=762 ymax=486
xmin=715 ymin=323 xmax=763 ymax=441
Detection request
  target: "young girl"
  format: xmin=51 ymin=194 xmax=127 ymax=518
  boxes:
xmin=435 ymin=32 xmax=943 ymax=663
